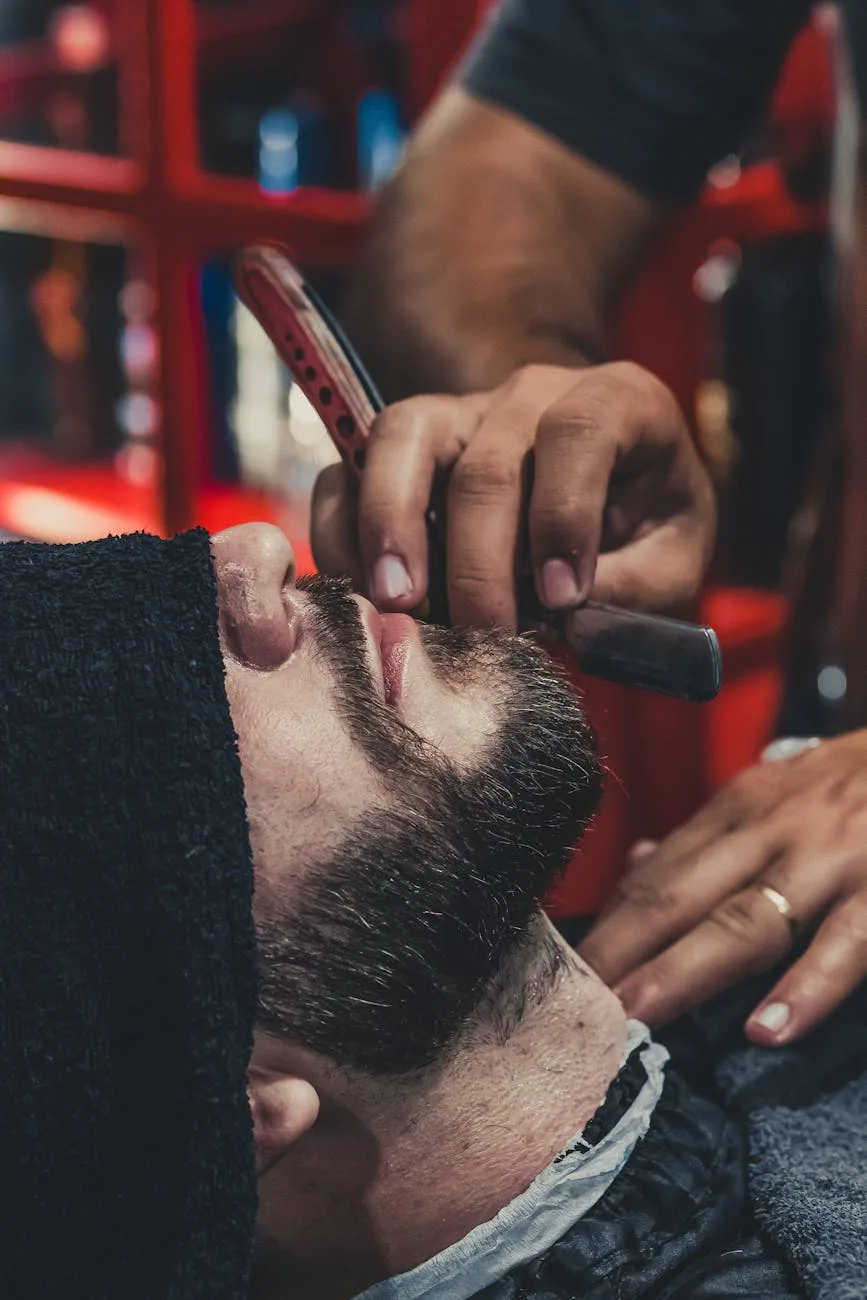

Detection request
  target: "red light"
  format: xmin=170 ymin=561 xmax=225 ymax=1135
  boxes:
xmin=50 ymin=5 xmax=111 ymax=74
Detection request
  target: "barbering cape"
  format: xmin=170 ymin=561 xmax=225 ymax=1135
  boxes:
xmin=0 ymin=532 xmax=257 ymax=1299
xmin=473 ymin=971 xmax=867 ymax=1300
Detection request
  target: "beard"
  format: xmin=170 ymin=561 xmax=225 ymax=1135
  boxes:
xmin=254 ymin=577 xmax=602 ymax=1076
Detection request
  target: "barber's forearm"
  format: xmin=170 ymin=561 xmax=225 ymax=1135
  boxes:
xmin=346 ymin=181 xmax=607 ymax=398
xmin=344 ymin=89 xmax=670 ymax=400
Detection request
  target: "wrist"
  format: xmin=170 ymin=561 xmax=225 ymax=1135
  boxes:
xmin=420 ymin=323 xmax=608 ymax=395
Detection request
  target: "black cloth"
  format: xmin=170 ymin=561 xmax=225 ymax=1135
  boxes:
xmin=0 ymin=531 xmax=257 ymax=1299
xmin=460 ymin=0 xmax=817 ymax=204
xmin=475 ymin=1043 xmax=800 ymax=1300
xmin=472 ymin=962 xmax=867 ymax=1299
xmin=691 ymin=973 xmax=867 ymax=1300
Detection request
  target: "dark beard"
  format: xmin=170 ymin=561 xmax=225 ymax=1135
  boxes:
xmin=255 ymin=577 xmax=602 ymax=1076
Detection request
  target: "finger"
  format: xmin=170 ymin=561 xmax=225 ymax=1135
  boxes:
xmin=360 ymin=396 xmax=483 ymax=611
xmin=529 ymin=384 xmax=618 ymax=608
xmin=579 ymin=818 xmax=777 ymax=986
xmin=593 ymin=840 xmax=660 ymax=925
xmin=592 ymin=425 xmax=716 ymax=612
xmin=591 ymin=517 xmax=712 ymax=614
xmin=446 ymin=406 xmax=535 ymax=629
xmin=747 ymin=888 xmax=867 ymax=1045
xmin=614 ymin=883 xmax=799 ymax=1027
xmin=615 ymin=850 xmax=844 ymax=1027
xmin=530 ymin=362 xmax=714 ymax=614
xmin=310 ymin=464 xmax=365 ymax=588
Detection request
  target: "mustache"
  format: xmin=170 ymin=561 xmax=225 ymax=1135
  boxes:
xmin=295 ymin=575 xmax=440 ymax=782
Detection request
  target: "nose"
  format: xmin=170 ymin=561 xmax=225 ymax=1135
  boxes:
xmin=211 ymin=523 xmax=298 ymax=669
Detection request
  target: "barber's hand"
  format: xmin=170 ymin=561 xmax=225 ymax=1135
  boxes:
xmin=579 ymin=731 xmax=867 ymax=1044
xmin=311 ymin=362 xmax=715 ymax=628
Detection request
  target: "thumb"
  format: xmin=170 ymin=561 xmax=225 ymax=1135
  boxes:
xmin=310 ymin=462 xmax=365 ymax=589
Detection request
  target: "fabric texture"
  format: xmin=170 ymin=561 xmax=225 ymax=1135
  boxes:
xmin=460 ymin=0 xmax=813 ymax=204
xmin=0 ymin=531 xmax=257 ymax=1300
xmin=460 ymin=963 xmax=867 ymax=1299
xmin=691 ymin=971 xmax=867 ymax=1300
xmin=473 ymin=1048 xmax=799 ymax=1300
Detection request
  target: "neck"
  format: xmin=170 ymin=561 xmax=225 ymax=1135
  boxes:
xmin=253 ymin=920 xmax=628 ymax=1300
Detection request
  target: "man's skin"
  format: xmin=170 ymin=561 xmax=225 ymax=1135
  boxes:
xmin=211 ymin=523 xmax=625 ymax=1300
xmin=249 ymin=926 xmax=623 ymax=1300
xmin=312 ymin=86 xmax=867 ymax=1048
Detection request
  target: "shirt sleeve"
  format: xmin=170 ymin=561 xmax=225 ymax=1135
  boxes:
xmin=459 ymin=0 xmax=814 ymax=204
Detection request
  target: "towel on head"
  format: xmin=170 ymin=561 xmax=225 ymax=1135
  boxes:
xmin=0 ymin=530 xmax=257 ymax=1299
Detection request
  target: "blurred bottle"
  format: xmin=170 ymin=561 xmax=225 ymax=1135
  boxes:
xmin=357 ymin=88 xmax=405 ymax=190
xmin=258 ymin=107 xmax=300 ymax=194
xmin=258 ymin=98 xmax=331 ymax=195
xmin=115 ymin=272 xmax=160 ymax=490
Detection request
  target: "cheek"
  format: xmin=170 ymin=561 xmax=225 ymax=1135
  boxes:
xmin=224 ymin=662 xmax=388 ymax=904
xmin=399 ymin=675 xmax=500 ymax=771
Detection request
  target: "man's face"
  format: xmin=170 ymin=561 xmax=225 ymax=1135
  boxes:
xmin=212 ymin=524 xmax=600 ymax=1075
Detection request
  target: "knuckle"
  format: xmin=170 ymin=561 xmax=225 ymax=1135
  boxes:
xmin=709 ymin=892 xmax=776 ymax=949
xmin=726 ymin=765 xmax=777 ymax=815
xmin=604 ymin=361 xmax=676 ymax=409
xmin=369 ymin=398 xmax=418 ymax=441
xmin=449 ymin=565 xmax=505 ymax=603
xmin=531 ymin=496 xmax=594 ymax=539
xmin=370 ymin=395 xmax=450 ymax=448
xmin=825 ymin=767 xmax=867 ymax=825
xmin=451 ymin=452 xmax=522 ymax=503
xmin=604 ymin=360 xmax=646 ymax=385
xmin=695 ymin=785 xmax=743 ymax=836
xmin=611 ymin=871 xmax=681 ymax=918
xmin=448 ymin=569 xmax=513 ymax=625
xmin=511 ymin=362 xmax=551 ymax=391
xmin=822 ymin=902 xmax=867 ymax=949
xmin=635 ymin=952 xmax=680 ymax=995
xmin=536 ymin=398 xmax=607 ymax=447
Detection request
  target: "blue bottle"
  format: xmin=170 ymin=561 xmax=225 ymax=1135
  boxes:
xmin=357 ymin=89 xmax=406 ymax=190
xmin=258 ymin=100 xmax=331 ymax=194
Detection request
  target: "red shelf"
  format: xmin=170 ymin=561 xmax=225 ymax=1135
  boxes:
xmin=0 ymin=0 xmax=474 ymax=534
xmin=0 ymin=0 xmax=829 ymax=538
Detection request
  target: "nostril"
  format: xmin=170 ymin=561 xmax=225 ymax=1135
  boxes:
xmin=218 ymin=574 xmax=300 ymax=671
xmin=224 ymin=607 xmax=298 ymax=671
xmin=212 ymin=524 xmax=298 ymax=669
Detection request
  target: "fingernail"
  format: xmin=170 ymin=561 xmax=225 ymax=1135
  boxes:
xmin=750 ymin=1002 xmax=790 ymax=1035
xmin=540 ymin=558 xmax=581 ymax=608
xmin=372 ymin=554 xmax=413 ymax=604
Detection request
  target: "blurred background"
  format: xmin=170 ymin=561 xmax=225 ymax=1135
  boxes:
xmin=0 ymin=0 xmax=845 ymax=912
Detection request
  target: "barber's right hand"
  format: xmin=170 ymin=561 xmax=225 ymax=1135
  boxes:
xmin=311 ymin=361 xmax=715 ymax=630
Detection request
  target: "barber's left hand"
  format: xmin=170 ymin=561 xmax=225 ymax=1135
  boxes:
xmin=578 ymin=730 xmax=867 ymax=1044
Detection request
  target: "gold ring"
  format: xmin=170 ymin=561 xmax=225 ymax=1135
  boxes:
xmin=757 ymin=884 xmax=797 ymax=932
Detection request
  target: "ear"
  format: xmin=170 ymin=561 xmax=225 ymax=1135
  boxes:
xmin=248 ymin=1066 xmax=320 ymax=1176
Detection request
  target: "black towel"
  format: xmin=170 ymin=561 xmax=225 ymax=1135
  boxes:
xmin=0 ymin=530 xmax=257 ymax=1299
xmin=692 ymin=966 xmax=867 ymax=1298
